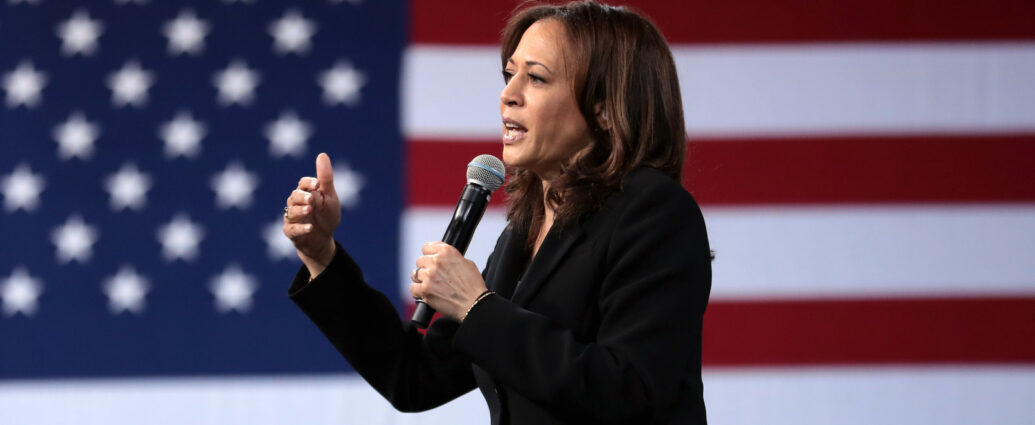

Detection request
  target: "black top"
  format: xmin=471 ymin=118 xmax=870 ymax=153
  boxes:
xmin=289 ymin=167 xmax=712 ymax=424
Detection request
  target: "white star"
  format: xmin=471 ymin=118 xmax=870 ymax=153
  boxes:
xmin=334 ymin=163 xmax=365 ymax=209
xmin=51 ymin=215 xmax=99 ymax=264
xmin=269 ymin=10 xmax=317 ymax=55
xmin=56 ymin=9 xmax=104 ymax=56
xmin=1 ymin=164 xmax=45 ymax=213
xmin=265 ymin=111 xmax=311 ymax=158
xmin=263 ymin=219 xmax=297 ymax=261
xmin=102 ymin=265 xmax=149 ymax=315
xmin=1 ymin=267 xmax=43 ymax=317
xmin=53 ymin=112 xmax=100 ymax=160
xmin=159 ymin=111 xmax=206 ymax=158
xmin=105 ymin=163 xmax=151 ymax=211
xmin=2 ymin=61 xmax=47 ymax=108
xmin=164 ymin=9 xmax=209 ymax=55
xmin=211 ymin=162 xmax=259 ymax=210
xmin=156 ymin=214 xmax=204 ymax=262
xmin=318 ymin=61 xmax=366 ymax=106
xmin=108 ymin=61 xmax=154 ymax=107
xmin=209 ymin=264 xmax=257 ymax=314
xmin=213 ymin=60 xmax=260 ymax=106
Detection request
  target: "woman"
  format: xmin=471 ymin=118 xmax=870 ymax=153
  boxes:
xmin=282 ymin=1 xmax=711 ymax=424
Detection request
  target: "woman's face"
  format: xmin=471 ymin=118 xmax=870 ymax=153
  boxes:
xmin=500 ymin=19 xmax=591 ymax=178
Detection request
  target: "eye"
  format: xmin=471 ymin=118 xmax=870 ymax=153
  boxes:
xmin=502 ymin=70 xmax=514 ymax=83
xmin=529 ymin=73 xmax=546 ymax=84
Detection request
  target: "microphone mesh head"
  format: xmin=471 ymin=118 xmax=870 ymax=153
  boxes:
xmin=467 ymin=154 xmax=506 ymax=192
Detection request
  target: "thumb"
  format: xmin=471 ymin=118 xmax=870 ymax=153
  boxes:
xmin=315 ymin=153 xmax=335 ymax=193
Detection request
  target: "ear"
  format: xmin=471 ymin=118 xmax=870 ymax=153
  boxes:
xmin=594 ymin=102 xmax=611 ymax=131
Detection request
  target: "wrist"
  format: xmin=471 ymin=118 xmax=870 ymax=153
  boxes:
xmin=461 ymin=290 xmax=495 ymax=323
xmin=300 ymin=239 xmax=336 ymax=280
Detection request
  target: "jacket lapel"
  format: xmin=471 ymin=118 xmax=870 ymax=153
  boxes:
xmin=486 ymin=227 xmax=528 ymax=300
xmin=510 ymin=222 xmax=584 ymax=307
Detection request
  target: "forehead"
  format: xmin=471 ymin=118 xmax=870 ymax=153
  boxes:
xmin=512 ymin=19 xmax=569 ymax=68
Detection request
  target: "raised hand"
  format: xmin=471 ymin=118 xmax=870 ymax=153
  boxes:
xmin=283 ymin=153 xmax=341 ymax=278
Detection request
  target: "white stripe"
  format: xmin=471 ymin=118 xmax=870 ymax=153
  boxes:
xmin=0 ymin=374 xmax=486 ymax=425
xmin=2 ymin=367 xmax=1032 ymax=424
xmin=704 ymin=366 xmax=1035 ymax=425
xmin=402 ymin=43 xmax=1035 ymax=139
xmin=401 ymin=205 xmax=1035 ymax=300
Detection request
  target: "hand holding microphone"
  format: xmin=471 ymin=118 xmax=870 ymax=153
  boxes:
xmin=411 ymin=155 xmax=506 ymax=327
xmin=282 ymin=153 xmax=504 ymax=326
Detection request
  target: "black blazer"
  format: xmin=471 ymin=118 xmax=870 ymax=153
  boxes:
xmin=289 ymin=167 xmax=712 ymax=424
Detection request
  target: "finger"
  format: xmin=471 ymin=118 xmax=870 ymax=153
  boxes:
xmin=316 ymin=153 xmax=335 ymax=193
xmin=288 ymin=189 xmax=313 ymax=206
xmin=421 ymin=241 xmax=448 ymax=255
xmin=411 ymin=267 xmax=421 ymax=283
xmin=409 ymin=283 xmax=425 ymax=299
xmin=296 ymin=177 xmax=318 ymax=191
xmin=415 ymin=255 xmax=433 ymax=270
xmin=283 ymin=223 xmax=314 ymax=240
xmin=283 ymin=205 xmax=312 ymax=223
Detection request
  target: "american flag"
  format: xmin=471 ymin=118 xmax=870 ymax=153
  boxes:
xmin=1 ymin=0 xmax=1034 ymax=424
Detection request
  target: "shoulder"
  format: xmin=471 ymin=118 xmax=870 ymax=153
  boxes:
xmin=616 ymin=167 xmax=702 ymax=220
xmin=578 ymin=166 xmax=705 ymax=243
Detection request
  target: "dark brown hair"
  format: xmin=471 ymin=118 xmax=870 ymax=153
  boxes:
xmin=501 ymin=1 xmax=686 ymax=243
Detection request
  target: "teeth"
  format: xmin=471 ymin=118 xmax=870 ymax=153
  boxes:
xmin=505 ymin=127 xmax=525 ymax=140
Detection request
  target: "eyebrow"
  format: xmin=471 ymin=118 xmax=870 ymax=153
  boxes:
xmin=507 ymin=58 xmax=553 ymax=74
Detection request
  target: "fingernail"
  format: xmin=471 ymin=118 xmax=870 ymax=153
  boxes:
xmin=302 ymin=206 xmax=310 ymax=214
xmin=304 ymin=224 xmax=313 ymax=232
xmin=305 ymin=192 xmax=312 ymax=203
xmin=310 ymin=178 xmax=318 ymax=189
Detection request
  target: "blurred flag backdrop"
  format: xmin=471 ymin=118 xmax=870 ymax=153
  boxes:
xmin=2 ymin=1 xmax=1034 ymax=424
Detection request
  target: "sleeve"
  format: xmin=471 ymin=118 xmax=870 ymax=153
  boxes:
xmin=288 ymin=242 xmax=479 ymax=412
xmin=451 ymin=181 xmax=711 ymax=423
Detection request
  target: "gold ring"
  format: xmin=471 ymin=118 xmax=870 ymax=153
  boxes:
xmin=283 ymin=206 xmax=289 ymax=219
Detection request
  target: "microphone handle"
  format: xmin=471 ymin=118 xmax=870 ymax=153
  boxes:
xmin=411 ymin=183 xmax=492 ymax=328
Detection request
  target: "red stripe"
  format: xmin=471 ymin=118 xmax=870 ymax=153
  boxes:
xmin=408 ymin=141 xmax=508 ymax=207
xmin=702 ymin=297 xmax=1035 ymax=366
xmin=402 ymin=297 xmax=1035 ymax=365
xmin=411 ymin=0 xmax=1035 ymax=45
xmin=407 ymin=135 xmax=1035 ymax=206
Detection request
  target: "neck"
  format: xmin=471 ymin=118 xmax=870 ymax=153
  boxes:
xmin=539 ymin=178 xmax=555 ymax=221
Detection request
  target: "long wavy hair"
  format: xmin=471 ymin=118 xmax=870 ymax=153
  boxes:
xmin=501 ymin=1 xmax=687 ymax=246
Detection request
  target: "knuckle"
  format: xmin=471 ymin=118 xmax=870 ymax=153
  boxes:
xmin=284 ymin=225 xmax=300 ymax=240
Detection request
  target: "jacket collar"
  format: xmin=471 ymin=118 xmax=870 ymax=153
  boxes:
xmin=508 ymin=221 xmax=585 ymax=307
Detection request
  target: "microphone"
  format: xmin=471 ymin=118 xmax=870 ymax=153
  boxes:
xmin=411 ymin=154 xmax=506 ymax=328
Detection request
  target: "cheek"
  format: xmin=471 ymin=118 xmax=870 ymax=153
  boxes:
xmin=554 ymin=109 xmax=590 ymax=152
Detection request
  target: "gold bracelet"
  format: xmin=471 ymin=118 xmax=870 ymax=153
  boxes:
xmin=462 ymin=290 xmax=495 ymax=322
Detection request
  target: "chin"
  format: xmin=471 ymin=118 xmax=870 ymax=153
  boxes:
xmin=502 ymin=146 xmax=521 ymax=167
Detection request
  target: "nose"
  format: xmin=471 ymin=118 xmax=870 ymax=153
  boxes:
xmin=500 ymin=78 xmax=522 ymax=108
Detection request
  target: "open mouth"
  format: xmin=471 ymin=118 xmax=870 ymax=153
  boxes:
xmin=503 ymin=119 xmax=527 ymax=142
